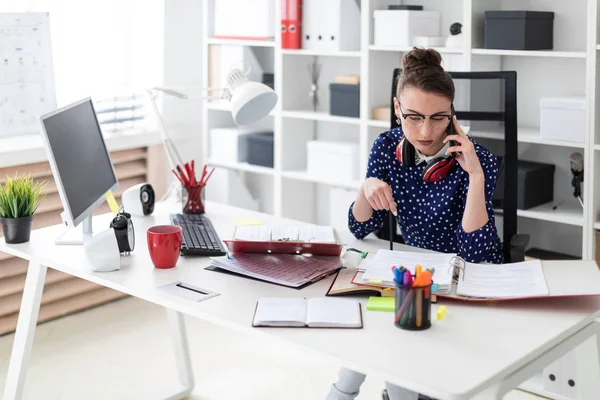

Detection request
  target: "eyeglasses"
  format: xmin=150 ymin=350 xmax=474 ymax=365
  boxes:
xmin=399 ymin=106 xmax=452 ymax=129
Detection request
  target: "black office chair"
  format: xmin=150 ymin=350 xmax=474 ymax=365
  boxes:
xmin=375 ymin=68 xmax=529 ymax=263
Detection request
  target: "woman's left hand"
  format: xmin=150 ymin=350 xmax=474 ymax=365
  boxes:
xmin=443 ymin=116 xmax=483 ymax=177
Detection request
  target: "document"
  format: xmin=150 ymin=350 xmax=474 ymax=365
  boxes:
xmin=234 ymin=224 xmax=335 ymax=243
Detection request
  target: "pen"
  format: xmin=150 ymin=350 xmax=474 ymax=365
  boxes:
xmin=201 ymin=167 xmax=215 ymax=186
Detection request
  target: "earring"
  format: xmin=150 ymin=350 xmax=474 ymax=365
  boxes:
xmin=396 ymin=118 xmax=401 ymax=125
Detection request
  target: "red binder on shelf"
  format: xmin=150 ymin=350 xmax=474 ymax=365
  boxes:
xmin=287 ymin=0 xmax=302 ymax=49
xmin=281 ymin=0 xmax=289 ymax=48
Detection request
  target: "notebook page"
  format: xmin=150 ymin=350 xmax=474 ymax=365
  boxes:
xmin=210 ymin=254 xmax=341 ymax=287
xmin=254 ymin=298 xmax=307 ymax=327
xmin=234 ymin=226 xmax=270 ymax=241
xmin=456 ymin=260 xmax=549 ymax=299
xmin=298 ymin=226 xmax=336 ymax=243
xmin=369 ymin=250 xmax=455 ymax=289
xmin=306 ymin=298 xmax=361 ymax=328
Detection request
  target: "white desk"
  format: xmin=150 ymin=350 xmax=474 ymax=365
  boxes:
xmin=2 ymin=201 xmax=600 ymax=400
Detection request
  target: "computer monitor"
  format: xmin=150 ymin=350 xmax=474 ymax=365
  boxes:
xmin=39 ymin=97 xmax=119 ymax=244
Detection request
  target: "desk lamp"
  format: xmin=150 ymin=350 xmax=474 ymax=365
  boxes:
xmin=147 ymin=67 xmax=278 ymax=172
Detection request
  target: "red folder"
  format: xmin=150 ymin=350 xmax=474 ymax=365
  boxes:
xmin=287 ymin=0 xmax=302 ymax=49
xmin=281 ymin=0 xmax=289 ymax=48
xmin=224 ymin=239 xmax=342 ymax=256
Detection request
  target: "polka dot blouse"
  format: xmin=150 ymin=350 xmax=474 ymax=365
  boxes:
xmin=348 ymin=127 xmax=504 ymax=264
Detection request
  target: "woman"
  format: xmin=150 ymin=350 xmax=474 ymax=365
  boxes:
xmin=326 ymin=48 xmax=503 ymax=400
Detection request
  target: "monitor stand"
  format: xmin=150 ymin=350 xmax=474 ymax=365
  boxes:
xmin=55 ymin=215 xmax=94 ymax=245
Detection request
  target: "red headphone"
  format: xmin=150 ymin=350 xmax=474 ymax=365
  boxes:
xmin=395 ymin=105 xmax=457 ymax=183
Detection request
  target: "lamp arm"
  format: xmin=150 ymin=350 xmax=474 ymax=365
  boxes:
xmin=146 ymin=89 xmax=184 ymax=172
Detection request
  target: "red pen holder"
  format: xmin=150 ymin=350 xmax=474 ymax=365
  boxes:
xmin=181 ymin=184 xmax=205 ymax=214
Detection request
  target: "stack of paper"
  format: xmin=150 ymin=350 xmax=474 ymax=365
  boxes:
xmin=358 ymin=250 xmax=456 ymax=294
xmin=234 ymin=224 xmax=336 ymax=243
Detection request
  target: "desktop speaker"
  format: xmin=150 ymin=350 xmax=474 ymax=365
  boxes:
xmin=122 ymin=183 xmax=155 ymax=216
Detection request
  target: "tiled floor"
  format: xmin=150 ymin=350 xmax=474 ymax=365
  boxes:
xmin=0 ymin=297 xmax=546 ymax=400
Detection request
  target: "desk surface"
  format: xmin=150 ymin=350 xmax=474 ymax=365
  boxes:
xmin=2 ymin=201 xmax=599 ymax=400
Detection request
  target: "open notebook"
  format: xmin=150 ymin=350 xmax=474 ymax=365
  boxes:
xmin=252 ymin=298 xmax=363 ymax=328
xmin=353 ymin=250 xmax=562 ymax=301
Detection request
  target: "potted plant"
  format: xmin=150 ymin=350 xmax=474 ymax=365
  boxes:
xmin=0 ymin=174 xmax=47 ymax=244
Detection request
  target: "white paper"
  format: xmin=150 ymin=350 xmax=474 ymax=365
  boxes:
xmin=457 ymin=260 xmax=549 ymax=299
xmin=234 ymin=226 xmax=270 ymax=241
xmin=254 ymin=298 xmax=307 ymax=327
xmin=298 ymin=226 xmax=336 ymax=243
xmin=360 ymin=250 xmax=455 ymax=292
xmin=307 ymin=298 xmax=361 ymax=328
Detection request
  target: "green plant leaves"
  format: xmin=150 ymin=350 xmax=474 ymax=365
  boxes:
xmin=0 ymin=174 xmax=47 ymax=219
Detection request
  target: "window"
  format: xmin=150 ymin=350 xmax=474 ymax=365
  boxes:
xmin=3 ymin=0 xmax=164 ymax=134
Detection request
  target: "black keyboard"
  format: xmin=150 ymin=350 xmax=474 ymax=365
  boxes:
xmin=169 ymin=213 xmax=228 ymax=256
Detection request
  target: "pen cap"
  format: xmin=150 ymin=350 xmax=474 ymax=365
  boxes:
xmin=393 ymin=280 xmax=433 ymax=331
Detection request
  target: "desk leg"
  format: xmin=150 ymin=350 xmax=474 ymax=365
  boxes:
xmin=469 ymin=322 xmax=600 ymax=400
xmin=2 ymin=262 xmax=47 ymax=400
xmin=164 ymin=308 xmax=194 ymax=400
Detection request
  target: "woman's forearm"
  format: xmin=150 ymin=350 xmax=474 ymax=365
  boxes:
xmin=462 ymin=172 xmax=489 ymax=233
xmin=352 ymin=188 xmax=374 ymax=223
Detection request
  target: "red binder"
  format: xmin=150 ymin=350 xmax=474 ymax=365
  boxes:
xmin=224 ymin=239 xmax=343 ymax=256
xmin=287 ymin=0 xmax=302 ymax=49
xmin=281 ymin=0 xmax=289 ymax=48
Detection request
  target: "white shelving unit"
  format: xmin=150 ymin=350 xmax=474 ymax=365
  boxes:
xmin=200 ymin=0 xmax=600 ymax=261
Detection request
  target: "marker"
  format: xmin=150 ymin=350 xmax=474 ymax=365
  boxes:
xmin=369 ymin=279 xmax=382 ymax=284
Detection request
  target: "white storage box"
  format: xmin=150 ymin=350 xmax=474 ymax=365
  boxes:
xmin=307 ymin=141 xmax=359 ymax=181
xmin=329 ymin=187 xmax=359 ymax=229
xmin=302 ymin=0 xmax=360 ymax=51
xmin=540 ymin=97 xmax=585 ymax=143
xmin=209 ymin=127 xmax=253 ymax=164
xmin=374 ymin=10 xmax=440 ymax=48
xmin=214 ymin=0 xmax=274 ymax=40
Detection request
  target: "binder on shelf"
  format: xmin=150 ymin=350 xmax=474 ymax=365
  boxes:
xmin=288 ymin=0 xmax=302 ymax=49
xmin=302 ymin=0 xmax=360 ymax=51
xmin=281 ymin=0 xmax=289 ymax=49
xmin=351 ymin=250 xmax=600 ymax=302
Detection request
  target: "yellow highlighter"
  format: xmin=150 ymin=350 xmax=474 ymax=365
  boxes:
xmin=105 ymin=190 xmax=120 ymax=214
xmin=436 ymin=305 xmax=447 ymax=320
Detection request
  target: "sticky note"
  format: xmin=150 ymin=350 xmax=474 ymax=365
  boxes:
xmin=366 ymin=296 xmax=395 ymax=312
xmin=436 ymin=305 xmax=447 ymax=320
xmin=105 ymin=190 xmax=120 ymax=214
xmin=235 ymin=218 xmax=262 ymax=226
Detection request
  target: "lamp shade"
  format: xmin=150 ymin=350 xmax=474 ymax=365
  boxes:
xmin=227 ymin=68 xmax=278 ymax=126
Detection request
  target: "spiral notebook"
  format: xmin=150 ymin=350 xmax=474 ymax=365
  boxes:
xmin=353 ymin=250 xmax=554 ymax=301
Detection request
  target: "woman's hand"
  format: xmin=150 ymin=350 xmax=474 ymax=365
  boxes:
xmin=443 ymin=116 xmax=484 ymax=177
xmin=361 ymin=177 xmax=397 ymax=215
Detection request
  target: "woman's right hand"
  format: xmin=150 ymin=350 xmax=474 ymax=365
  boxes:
xmin=361 ymin=177 xmax=397 ymax=216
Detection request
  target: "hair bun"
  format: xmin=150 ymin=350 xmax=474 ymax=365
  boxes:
xmin=402 ymin=47 xmax=443 ymax=73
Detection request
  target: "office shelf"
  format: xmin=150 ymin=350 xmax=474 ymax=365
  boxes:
xmin=206 ymin=159 xmax=275 ymax=176
xmin=280 ymin=110 xmax=361 ymax=125
xmin=468 ymin=127 xmax=586 ymax=148
xmin=281 ymin=170 xmax=361 ymax=190
xmin=205 ymin=38 xmax=275 ymax=47
xmin=368 ymin=119 xmax=390 ymax=128
xmin=369 ymin=45 xmax=463 ymax=54
xmin=516 ymin=203 xmax=584 ymax=227
xmin=281 ymin=49 xmax=361 ymax=57
xmin=471 ymin=48 xmax=586 ymax=58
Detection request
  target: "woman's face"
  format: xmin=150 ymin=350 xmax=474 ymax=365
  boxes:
xmin=394 ymin=86 xmax=452 ymax=156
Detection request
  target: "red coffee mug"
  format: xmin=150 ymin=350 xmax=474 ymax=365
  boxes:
xmin=147 ymin=225 xmax=182 ymax=269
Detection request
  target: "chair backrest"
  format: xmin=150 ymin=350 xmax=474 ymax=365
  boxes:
xmin=377 ymin=68 xmax=518 ymax=262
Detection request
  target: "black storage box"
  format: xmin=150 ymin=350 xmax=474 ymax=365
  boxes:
xmin=484 ymin=11 xmax=554 ymax=50
xmin=330 ymin=83 xmax=360 ymax=118
xmin=493 ymin=159 xmax=555 ymax=210
xmin=246 ymin=132 xmax=274 ymax=168
xmin=388 ymin=5 xmax=423 ymax=10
